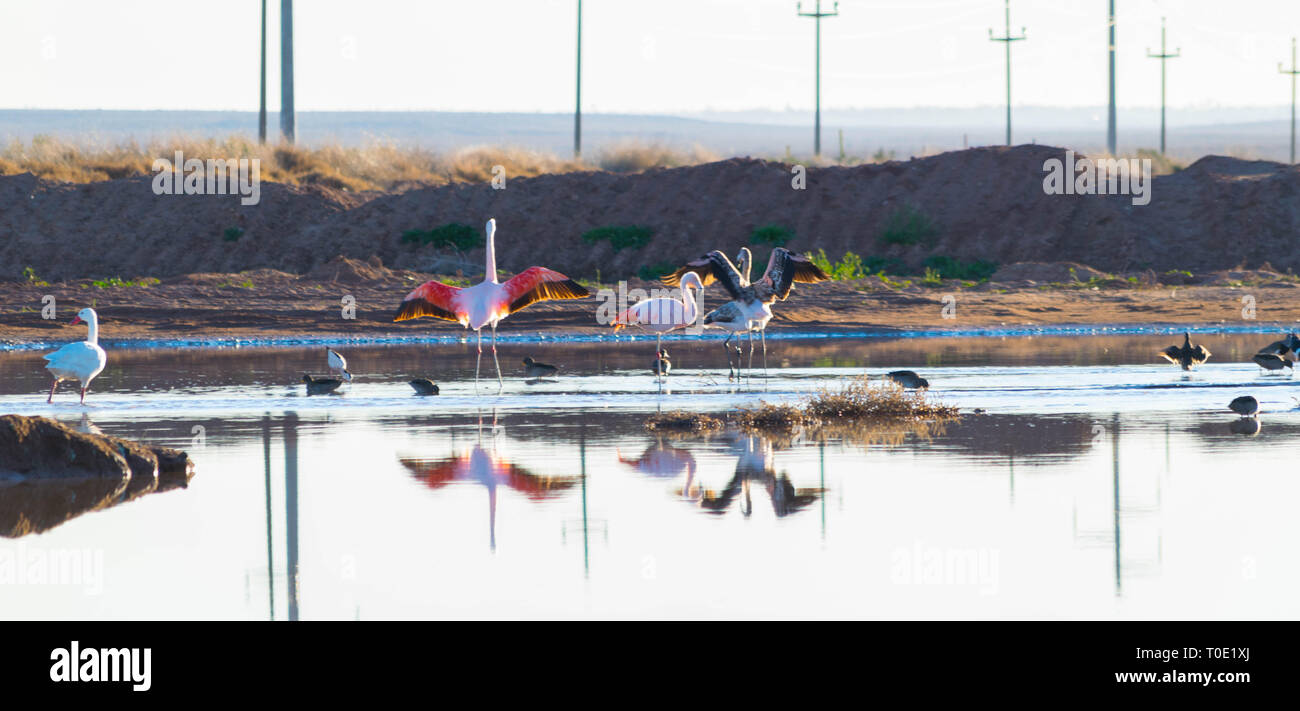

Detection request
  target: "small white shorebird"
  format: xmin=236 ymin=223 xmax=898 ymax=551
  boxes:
xmin=43 ymin=307 xmax=108 ymax=405
xmin=325 ymin=347 xmax=353 ymax=381
xmin=612 ymin=271 xmax=705 ymax=385
xmin=664 ymin=247 xmax=828 ymax=380
xmin=394 ymin=218 xmax=590 ymax=391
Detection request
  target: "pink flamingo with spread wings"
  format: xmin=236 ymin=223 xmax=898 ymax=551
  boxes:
xmin=394 ymin=219 xmax=589 ymax=390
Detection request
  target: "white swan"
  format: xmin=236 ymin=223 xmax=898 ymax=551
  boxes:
xmin=43 ymin=307 xmax=108 ymax=405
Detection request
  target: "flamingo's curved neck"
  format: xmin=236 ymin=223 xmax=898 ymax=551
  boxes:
xmin=739 ymin=248 xmax=752 ymax=285
xmin=84 ymin=313 xmax=99 ymax=345
xmin=681 ymin=279 xmax=699 ymax=323
xmin=484 ymin=222 xmax=498 ymax=283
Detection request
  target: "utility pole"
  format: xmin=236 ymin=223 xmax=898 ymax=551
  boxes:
xmin=280 ymin=0 xmax=295 ymax=144
xmin=574 ymin=0 xmax=582 ymax=158
xmin=797 ymin=1 xmax=838 ymax=157
xmin=988 ymin=0 xmax=1026 ymax=146
xmin=259 ymin=0 xmax=267 ymax=143
xmin=1146 ymin=17 xmax=1179 ymax=155
xmin=1107 ymin=0 xmax=1116 ymax=155
xmin=1281 ymin=38 xmax=1300 ymax=164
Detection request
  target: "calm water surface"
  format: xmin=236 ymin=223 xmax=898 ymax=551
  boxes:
xmin=1 ymin=334 xmax=1296 ymax=620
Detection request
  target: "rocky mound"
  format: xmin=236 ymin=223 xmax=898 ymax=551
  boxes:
xmin=0 ymin=415 xmax=194 ymax=536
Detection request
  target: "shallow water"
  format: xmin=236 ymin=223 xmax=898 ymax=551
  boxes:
xmin=1 ymin=334 xmax=1297 ymax=620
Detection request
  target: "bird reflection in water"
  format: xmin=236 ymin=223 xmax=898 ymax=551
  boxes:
xmin=1229 ymin=418 xmax=1261 ymax=436
xmin=698 ymin=434 xmax=823 ymax=517
xmin=399 ymin=413 xmax=578 ymax=551
xmin=617 ymin=440 xmax=700 ymax=499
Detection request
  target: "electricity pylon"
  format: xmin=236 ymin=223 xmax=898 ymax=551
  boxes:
xmin=1281 ymin=38 xmax=1300 ymax=164
xmin=1146 ymin=17 xmax=1179 ymax=155
xmin=575 ymin=0 xmax=582 ymax=158
xmin=1107 ymin=0 xmax=1116 ymax=155
xmin=989 ymin=0 xmax=1026 ymax=146
xmin=797 ymin=1 xmax=839 ymax=156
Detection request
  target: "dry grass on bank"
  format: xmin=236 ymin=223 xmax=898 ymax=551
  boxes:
xmin=0 ymin=135 xmax=719 ymax=190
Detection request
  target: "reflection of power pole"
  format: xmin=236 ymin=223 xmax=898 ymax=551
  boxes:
xmin=1146 ymin=17 xmax=1180 ymax=154
xmin=280 ymin=0 xmax=295 ymax=143
xmin=263 ymin=414 xmax=275 ymax=621
xmin=1107 ymin=0 xmax=1117 ymax=155
xmin=819 ymin=441 xmax=826 ymax=541
xmin=284 ymin=412 xmax=300 ymax=621
xmin=797 ymin=0 xmax=839 ymax=156
xmin=259 ymin=0 xmax=268 ymax=143
xmin=574 ymin=0 xmax=583 ymax=158
xmin=1112 ymin=413 xmax=1121 ymax=596
xmin=988 ymin=0 xmax=1026 ymax=146
xmin=579 ymin=423 xmax=590 ymax=577
xmin=562 ymin=421 xmax=606 ymax=574
xmin=1280 ymin=38 xmax=1300 ymax=164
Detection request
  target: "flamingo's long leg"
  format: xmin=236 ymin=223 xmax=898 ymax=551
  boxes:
xmin=722 ymin=333 xmax=735 ymax=381
xmin=746 ymin=329 xmax=755 ymax=384
xmin=475 ymin=329 xmax=483 ymax=393
xmin=491 ymin=324 xmax=503 ymax=390
xmin=79 ymin=386 xmax=87 ymax=405
xmin=761 ymin=329 xmax=768 ymax=383
xmin=47 ymin=379 xmax=57 ymax=404
xmin=656 ymin=333 xmax=664 ymax=391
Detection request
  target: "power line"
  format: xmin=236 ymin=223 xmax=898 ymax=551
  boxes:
xmin=797 ymin=0 xmax=838 ymax=157
xmin=1145 ymin=17 xmax=1179 ymax=155
xmin=989 ymin=0 xmax=1026 ymax=146
xmin=1281 ymin=37 xmax=1300 ymax=164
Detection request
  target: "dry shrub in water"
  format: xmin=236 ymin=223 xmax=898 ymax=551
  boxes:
xmin=644 ymin=411 xmax=724 ymax=433
xmin=733 ymin=403 xmax=808 ymax=434
xmin=804 ymin=378 xmax=957 ymax=422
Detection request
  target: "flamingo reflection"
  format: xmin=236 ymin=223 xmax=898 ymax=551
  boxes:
xmin=617 ymin=440 xmax=699 ymax=498
xmin=698 ymin=435 xmax=823 ymax=517
xmin=400 ymin=445 xmax=578 ymax=551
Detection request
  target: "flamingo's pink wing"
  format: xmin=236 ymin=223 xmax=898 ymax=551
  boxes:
xmin=399 ymin=456 xmax=466 ymax=489
xmin=499 ymin=461 xmax=580 ymax=501
xmin=394 ymin=280 xmax=462 ymax=322
xmin=503 ymin=267 xmax=589 ymax=315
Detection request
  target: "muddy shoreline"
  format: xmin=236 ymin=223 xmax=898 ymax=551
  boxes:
xmin=3 ymin=267 xmax=1298 ymax=349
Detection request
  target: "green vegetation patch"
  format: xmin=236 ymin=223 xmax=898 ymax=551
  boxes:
xmin=750 ymin=223 xmax=794 ymax=247
xmin=401 ymin=222 xmax=485 ymax=252
xmin=91 ymin=277 xmax=160 ymax=289
xmin=878 ymin=204 xmax=939 ymax=246
xmin=922 ymin=255 xmax=997 ymax=282
xmin=581 ymin=224 xmax=655 ymax=252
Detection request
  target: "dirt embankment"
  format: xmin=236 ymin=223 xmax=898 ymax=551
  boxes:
xmin=3 ymin=145 xmax=1300 ymax=283
xmin=1 ymin=256 xmax=1297 ymax=345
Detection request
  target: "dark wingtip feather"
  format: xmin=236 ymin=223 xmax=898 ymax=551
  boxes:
xmin=393 ymin=298 xmax=457 ymax=323
xmin=508 ymin=278 xmax=591 ymax=314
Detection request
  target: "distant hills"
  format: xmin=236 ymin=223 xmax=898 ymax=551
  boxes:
xmin=1 ymin=107 xmax=1297 ymax=162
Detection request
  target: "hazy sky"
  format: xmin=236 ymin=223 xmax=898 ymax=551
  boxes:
xmin=7 ymin=0 xmax=1300 ymax=113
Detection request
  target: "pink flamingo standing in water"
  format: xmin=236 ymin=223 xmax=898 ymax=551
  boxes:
xmin=394 ymin=219 xmax=590 ymax=391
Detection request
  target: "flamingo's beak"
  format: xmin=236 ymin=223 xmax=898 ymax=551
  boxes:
xmin=69 ymin=316 xmax=82 ymax=325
